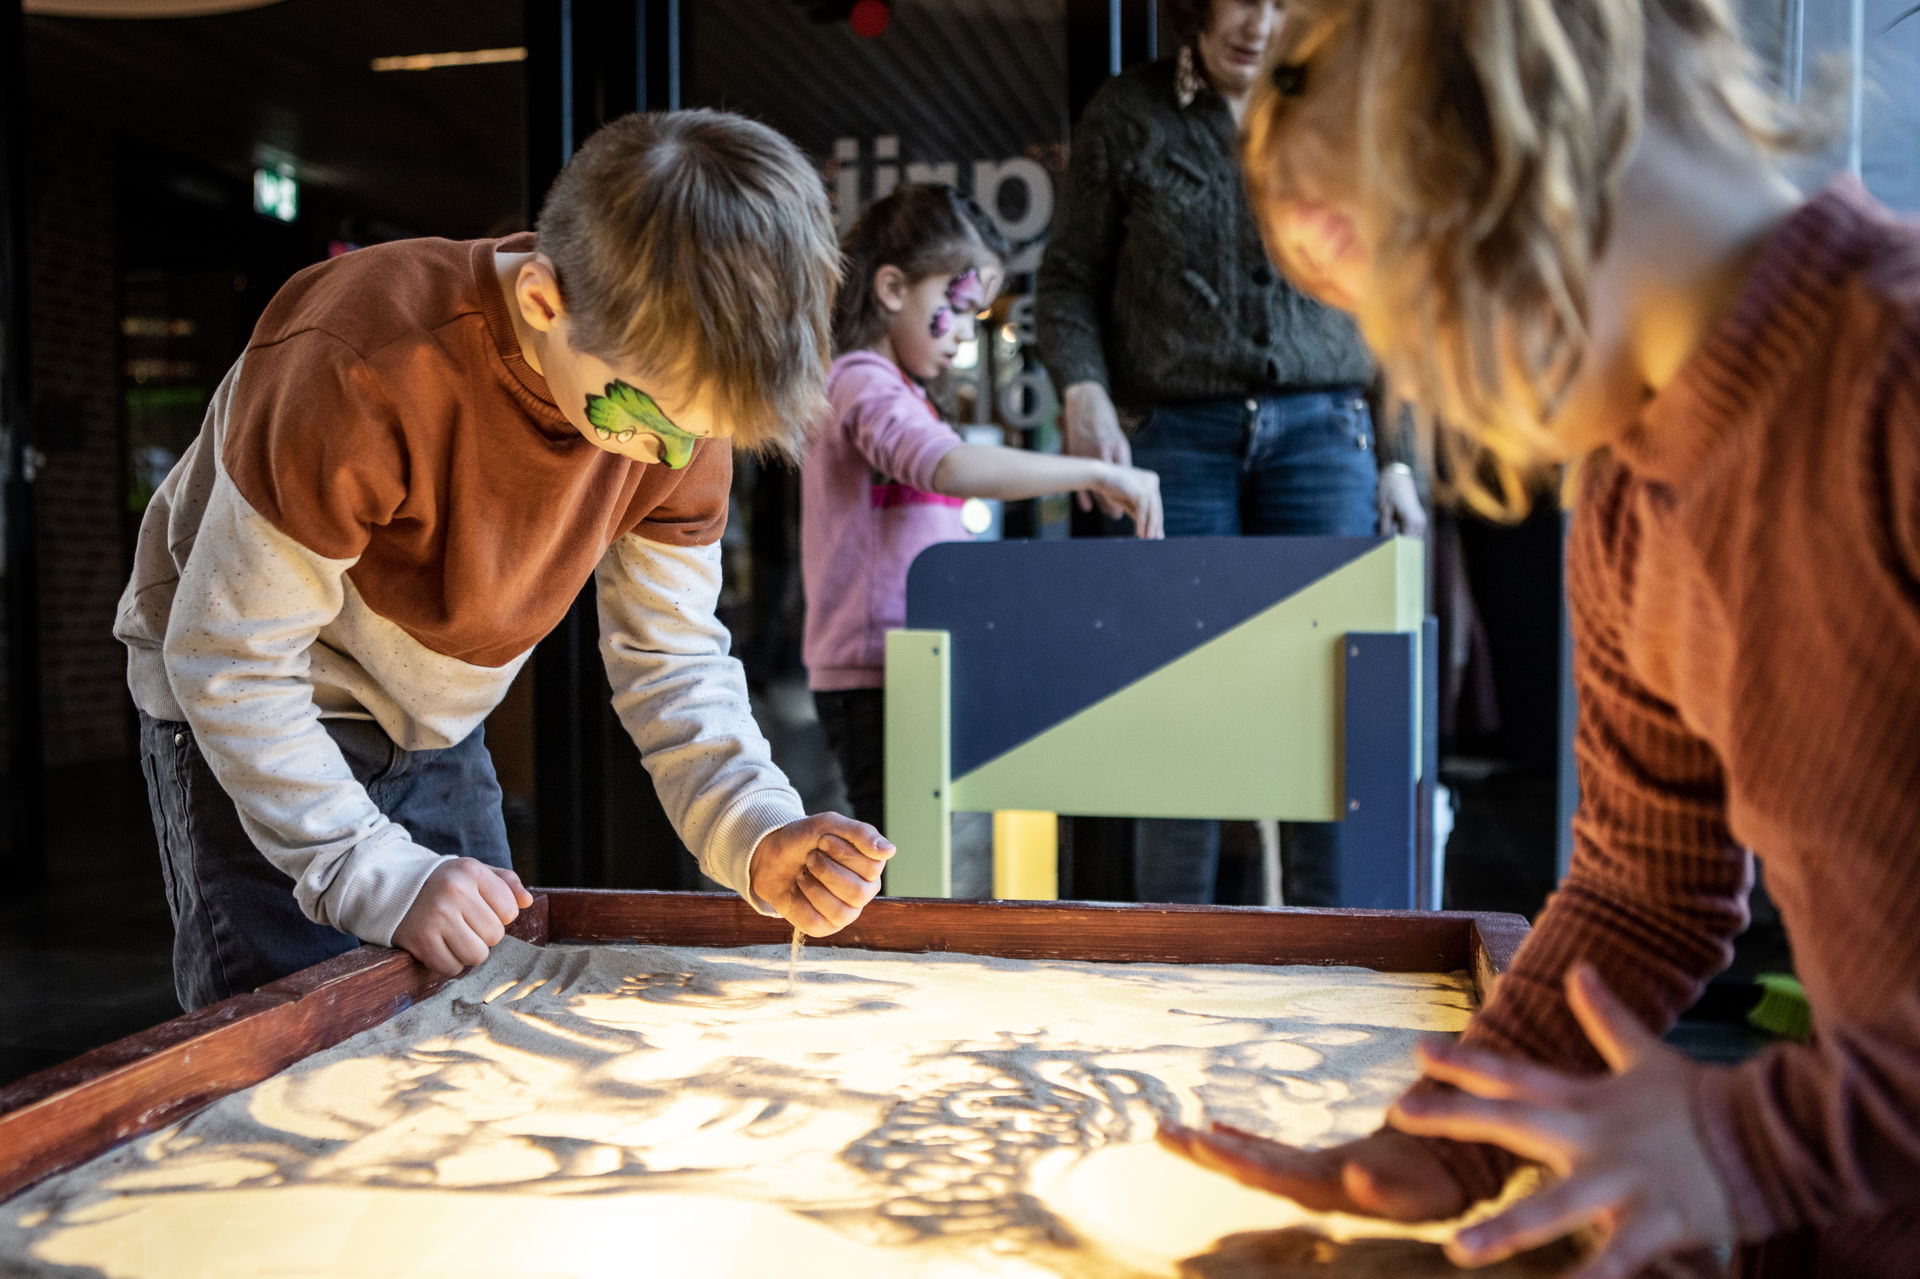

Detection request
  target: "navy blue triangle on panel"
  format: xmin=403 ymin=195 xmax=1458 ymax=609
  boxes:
xmin=905 ymin=536 xmax=1386 ymax=778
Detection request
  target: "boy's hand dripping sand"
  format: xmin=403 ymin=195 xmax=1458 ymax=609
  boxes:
xmin=752 ymin=814 xmax=894 ymax=936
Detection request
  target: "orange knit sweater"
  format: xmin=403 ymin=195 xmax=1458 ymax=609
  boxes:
xmin=1430 ymin=179 xmax=1920 ymax=1278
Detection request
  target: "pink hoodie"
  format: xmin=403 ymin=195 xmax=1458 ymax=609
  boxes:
xmin=801 ymin=351 xmax=969 ymax=691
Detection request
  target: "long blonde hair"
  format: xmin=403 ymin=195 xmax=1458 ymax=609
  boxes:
xmin=1243 ymin=0 xmax=1807 ymax=517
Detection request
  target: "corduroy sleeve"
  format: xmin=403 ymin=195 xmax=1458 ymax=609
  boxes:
xmin=1413 ymin=462 xmax=1755 ymax=1202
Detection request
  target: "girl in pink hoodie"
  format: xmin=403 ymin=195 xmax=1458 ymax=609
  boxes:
xmin=801 ymin=184 xmax=1163 ymax=839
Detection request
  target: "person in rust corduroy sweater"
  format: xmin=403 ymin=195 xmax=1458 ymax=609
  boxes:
xmin=1154 ymin=3 xmax=1920 ymax=1277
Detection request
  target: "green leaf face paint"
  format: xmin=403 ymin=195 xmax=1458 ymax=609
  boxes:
xmin=583 ymin=380 xmax=702 ymax=469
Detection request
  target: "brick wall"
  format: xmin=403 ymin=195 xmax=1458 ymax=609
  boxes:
xmin=24 ymin=105 xmax=131 ymax=767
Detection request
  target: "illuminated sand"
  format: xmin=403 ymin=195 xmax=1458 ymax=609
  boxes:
xmin=0 ymin=939 xmax=1574 ymax=1277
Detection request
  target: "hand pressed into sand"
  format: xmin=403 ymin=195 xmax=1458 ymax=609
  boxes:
xmin=1156 ymin=1119 xmax=1468 ymax=1224
xmin=391 ymin=858 xmax=534 ymax=976
xmin=1388 ymin=965 xmax=1736 ymax=1277
xmin=1160 ymin=966 xmax=1737 ymax=1276
xmin=751 ymin=814 xmax=895 ymax=936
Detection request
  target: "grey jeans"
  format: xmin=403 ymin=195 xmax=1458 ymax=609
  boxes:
xmin=138 ymin=711 xmax=512 ymax=1011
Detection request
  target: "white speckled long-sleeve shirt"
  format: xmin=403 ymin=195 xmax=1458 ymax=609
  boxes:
xmin=113 ymin=234 xmax=806 ymax=947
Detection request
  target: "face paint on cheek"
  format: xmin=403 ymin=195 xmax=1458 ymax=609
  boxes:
xmin=945 ymin=268 xmax=986 ymax=315
xmin=929 ymin=305 xmax=954 ymax=340
xmin=582 ymin=379 xmax=704 ymax=469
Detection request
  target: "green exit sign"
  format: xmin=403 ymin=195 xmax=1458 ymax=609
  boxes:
xmin=253 ymin=167 xmax=298 ymax=223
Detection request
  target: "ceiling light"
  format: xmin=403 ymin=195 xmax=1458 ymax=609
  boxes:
xmin=23 ymin=0 xmax=282 ymax=15
xmin=370 ymin=47 xmax=526 ymax=73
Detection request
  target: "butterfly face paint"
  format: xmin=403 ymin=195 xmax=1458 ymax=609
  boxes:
xmin=583 ymin=380 xmax=703 ymax=468
xmin=946 ymin=268 xmax=986 ymax=314
xmin=928 ymin=268 xmax=986 ymax=341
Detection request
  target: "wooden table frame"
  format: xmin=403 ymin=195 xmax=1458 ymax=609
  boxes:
xmin=0 ymin=890 xmax=1528 ymax=1206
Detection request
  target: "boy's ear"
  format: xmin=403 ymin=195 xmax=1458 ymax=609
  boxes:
xmin=873 ymin=264 xmax=909 ymax=314
xmin=515 ymin=254 xmax=570 ymax=333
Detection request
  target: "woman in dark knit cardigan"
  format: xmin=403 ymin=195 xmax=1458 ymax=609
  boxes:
xmin=1159 ymin=2 xmax=1920 ymax=1277
xmin=1035 ymin=0 xmax=1426 ymax=910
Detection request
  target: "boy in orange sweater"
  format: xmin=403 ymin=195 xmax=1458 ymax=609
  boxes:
xmin=117 ymin=111 xmax=892 ymax=1008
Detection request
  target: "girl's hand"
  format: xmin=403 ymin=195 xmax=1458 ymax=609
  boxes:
xmin=1388 ymin=965 xmax=1736 ymax=1277
xmin=1092 ymin=463 xmax=1164 ymax=539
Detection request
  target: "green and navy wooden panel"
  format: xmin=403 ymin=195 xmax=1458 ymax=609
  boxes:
xmin=883 ymin=536 xmax=1432 ymax=907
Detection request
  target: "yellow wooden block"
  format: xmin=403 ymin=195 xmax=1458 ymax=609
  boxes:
xmin=992 ymin=810 xmax=1058 ymax=900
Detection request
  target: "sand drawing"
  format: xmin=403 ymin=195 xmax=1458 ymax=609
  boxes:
xmin=0 ymin=939 xmax=1578 ymax=1277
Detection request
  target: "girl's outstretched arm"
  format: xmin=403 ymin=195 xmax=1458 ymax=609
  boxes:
xmin=930 ymin=444 xmax=1163 ymax=537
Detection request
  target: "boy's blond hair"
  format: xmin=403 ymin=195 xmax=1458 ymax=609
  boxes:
xmin=536 ymin=110 xmax=840 ymax=458
xmin=1243 ymin=0 xmax=1809 ymax=517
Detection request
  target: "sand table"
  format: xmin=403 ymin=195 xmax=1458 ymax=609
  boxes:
xmin=0 ymin=938 xmax=1576 ymax=1277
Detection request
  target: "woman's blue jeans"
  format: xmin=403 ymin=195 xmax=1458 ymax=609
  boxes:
xmin=1126 ymin=388 xmax=1379 ymax=905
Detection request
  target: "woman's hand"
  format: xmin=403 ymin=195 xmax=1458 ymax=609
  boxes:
xmin=1061 ymin=381 xmax=1132 ymax=513
xmin=749 ymin=814 xmax=895 ymax=936
xmin=1090 ymin=463 xmax=1165 ymax=539
xmin=1388 ymin=965 xmax=1736 ymax=1277
xmin=1377 ymin=464 xmax=1428 ymax=537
